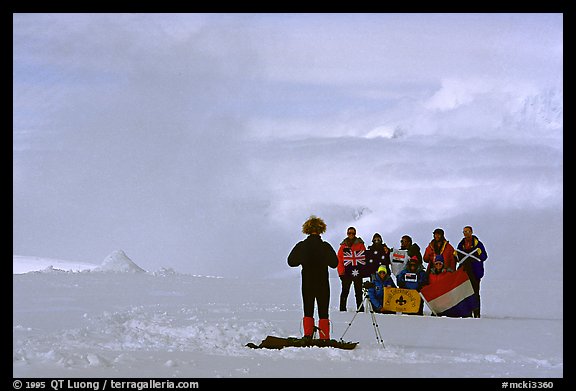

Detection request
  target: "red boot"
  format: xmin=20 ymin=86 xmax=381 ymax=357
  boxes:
xmin=318 ymin=318 xmax=331 ymax=340
xmin=303 ymin=316 xmax=315 ymax=338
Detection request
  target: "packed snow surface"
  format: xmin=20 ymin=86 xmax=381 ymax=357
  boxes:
xmin=13 ymin=253 xmax=562 ymax=378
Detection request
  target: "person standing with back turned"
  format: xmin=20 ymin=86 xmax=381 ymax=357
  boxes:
xmin=288 ymin=216 xmax=339 ymax=339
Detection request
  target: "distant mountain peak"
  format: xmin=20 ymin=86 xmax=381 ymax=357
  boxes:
xmin=96 ymin=250 xmax=146 ymax=273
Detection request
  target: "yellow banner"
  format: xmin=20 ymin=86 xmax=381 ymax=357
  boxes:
xmin=382 ymin=287 xmax=421 ymax=313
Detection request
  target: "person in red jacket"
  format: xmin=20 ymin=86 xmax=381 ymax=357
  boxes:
xmin=423 ymin=228 xmax=456 ymax=272
xmin=337 ymin=226 xmax=366 ymax=312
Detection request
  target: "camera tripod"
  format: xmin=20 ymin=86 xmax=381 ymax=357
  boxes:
xmin=339 ymin=285 xmax=385 ymax=348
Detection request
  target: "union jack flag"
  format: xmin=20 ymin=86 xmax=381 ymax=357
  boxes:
xmin=343 ymin=248 xmax=367 ymax=277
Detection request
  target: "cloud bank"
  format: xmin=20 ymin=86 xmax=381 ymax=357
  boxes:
xmin=13 ymin=14 xmax=562 ymax=277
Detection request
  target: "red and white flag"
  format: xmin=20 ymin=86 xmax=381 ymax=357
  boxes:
xmin=420 ymin=269 xmax=478 ymax=317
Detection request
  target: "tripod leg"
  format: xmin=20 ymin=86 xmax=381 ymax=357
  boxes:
xmin=340 ymin=288 xmax=386 ymax=348
xmin=339 ymin=304 xmax=362 ymax=341
xmin=372 ymin=312 xmax=385 ymax=347
xmin=339 ymin=288 xmax=372 ymax=341
xmin=366 ymin=299 xmax=385 ymax=348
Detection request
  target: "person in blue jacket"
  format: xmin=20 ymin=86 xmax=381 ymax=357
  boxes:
xmin=396 ymin=256 xmax=428 ymax=315
xmin=456 ymin=226 xmax=488 ymax=318
xmin=367 ymin=265 xmax=397 ymax=314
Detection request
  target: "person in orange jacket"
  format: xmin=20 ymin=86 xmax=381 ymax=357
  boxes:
xmin=423 ymin=228 xmax=456 ymax=272
xmin=337 ymin=226 xmax=366 ymax=312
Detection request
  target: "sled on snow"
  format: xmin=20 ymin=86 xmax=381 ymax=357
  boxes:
xmin=246 ymin=335 xmax=358 ymax=350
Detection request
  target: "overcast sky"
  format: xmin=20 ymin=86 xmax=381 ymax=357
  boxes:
xmin=13 ymin=13 xmax=563 ymax=276
xmin=13 ymin=13 xmax=562 ymax=140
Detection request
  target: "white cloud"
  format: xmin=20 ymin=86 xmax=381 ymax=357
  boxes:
xmin=424 ymin=78 xmax=492 ymax=111
xmin=13 ymin=13 xmax=563 ymax=276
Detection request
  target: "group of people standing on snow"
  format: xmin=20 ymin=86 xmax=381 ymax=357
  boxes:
xmin=287 ymin=216 xmax=488 ymax=340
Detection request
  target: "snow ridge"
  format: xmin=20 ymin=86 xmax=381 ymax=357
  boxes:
xmin=95 ymin=250 xmax=147 ymax=273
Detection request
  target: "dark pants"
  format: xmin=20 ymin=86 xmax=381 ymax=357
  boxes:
xmin=471 ymin=278 xmax=481 ymax=318
xmin=302 ymin=277 xmax=330 ymax=319
xmin=339 ymin=275 xmax=364 ymax=311
xmin=460 ymin=260 xmax=482 ymax=318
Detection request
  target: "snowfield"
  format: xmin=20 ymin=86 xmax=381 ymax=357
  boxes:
xmin=13 ymin=253 xmax=562 ymax=379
